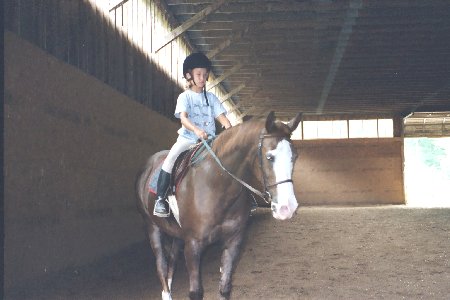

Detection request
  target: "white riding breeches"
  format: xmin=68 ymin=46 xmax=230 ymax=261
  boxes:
xmin=161 ymin=135 xmax=196 ymax=174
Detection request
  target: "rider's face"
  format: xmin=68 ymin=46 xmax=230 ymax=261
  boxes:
xmin=190 ymin=68 xmax=209 ymax=88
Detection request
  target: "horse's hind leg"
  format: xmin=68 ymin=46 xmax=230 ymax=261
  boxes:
xmin=219 ymin=232 xmax=245 ymax=300
xmin=147 ymin=223 xmax=172 ymax=299
xmin=167 ymin=238 xmax=183 ymax=291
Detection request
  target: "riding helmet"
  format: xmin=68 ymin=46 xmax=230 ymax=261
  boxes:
xmin=183 ymin=52 xmax=212 ymax=78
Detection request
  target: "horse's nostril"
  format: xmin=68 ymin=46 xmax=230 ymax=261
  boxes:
xmin=279 ymin=205 xmax=289 ymax=215
xmin=271 ymin=204 xmax=276 ymax=212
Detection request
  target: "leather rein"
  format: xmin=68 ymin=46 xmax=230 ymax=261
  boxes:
xmin=201 ymin=129 xmax=294 ymax=204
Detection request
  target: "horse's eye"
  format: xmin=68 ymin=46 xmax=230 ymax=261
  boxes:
xmin=266 ymin=153 xmax=275 ymax=162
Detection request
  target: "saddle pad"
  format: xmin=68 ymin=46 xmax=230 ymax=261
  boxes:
xmin=147 ymin=149 xmax=196 ymax=195
xmin=148 ymin=159 xmax=164 ymax=195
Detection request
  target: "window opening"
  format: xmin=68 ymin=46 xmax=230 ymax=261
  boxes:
xmin=292 ymin=118 xmax=393 ymax=140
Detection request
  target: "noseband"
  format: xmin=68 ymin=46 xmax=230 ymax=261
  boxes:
xmin=258 ymin=132 xmax=294 ymax=204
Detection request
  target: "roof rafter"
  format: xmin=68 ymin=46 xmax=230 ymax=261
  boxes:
xmin=220 ymin=83 xmax=246 ymax=104
xmin=154 ymin=0 xmax=231 ymax=53
xmin=206 ymin=25 xmax=251 ymax=59
xmin=207 ymin=63 xmax=244 ymax=91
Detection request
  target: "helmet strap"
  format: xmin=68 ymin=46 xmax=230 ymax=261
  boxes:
xmin=203 ymin=87 xmax=209 ymax=106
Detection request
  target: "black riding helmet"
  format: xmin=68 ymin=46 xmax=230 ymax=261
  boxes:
xmin=183 ymin=52 xmax=212 ymax=79
xmin=183 ymin=52 xmax=212 ymax=106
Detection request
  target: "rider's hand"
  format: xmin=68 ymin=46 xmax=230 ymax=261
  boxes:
xmin=194 ymin=128 xmax=208 ymax=140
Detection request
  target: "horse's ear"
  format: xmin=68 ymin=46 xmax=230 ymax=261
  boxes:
xmin=287 ymin=112 xmax=303 ymax=132
xmin=265 ymin=111 xmax=276 ymax=133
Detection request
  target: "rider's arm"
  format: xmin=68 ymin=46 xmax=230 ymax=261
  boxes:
xmin=179 ymin=111 xmax=208 ymax=139
xmin=216 ymin=113 xmax=232 ymax=129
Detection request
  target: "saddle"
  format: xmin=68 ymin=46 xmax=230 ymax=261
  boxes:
xmin=148 ymin=140 xmax=211 ymax=196
xmin=170 ymin=141 xmax=208 ymax=194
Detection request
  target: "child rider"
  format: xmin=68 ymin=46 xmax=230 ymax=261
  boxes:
xmin=153 ymin=52 xmax=232 ymax=217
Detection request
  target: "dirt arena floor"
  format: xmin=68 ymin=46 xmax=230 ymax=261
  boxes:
xmin=7 ymin=206 xmax=450 ymax=300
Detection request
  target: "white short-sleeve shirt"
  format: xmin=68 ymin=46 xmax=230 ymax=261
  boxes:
xmin=174 ymin=90 xmax=226 ymax=141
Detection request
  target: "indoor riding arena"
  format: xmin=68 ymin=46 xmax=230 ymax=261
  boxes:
xmin=4 ymin=1 xmax=450 ymax=299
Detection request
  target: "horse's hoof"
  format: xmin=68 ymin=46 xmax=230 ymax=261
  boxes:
xmin=189 ymin=291 xmax=204 ymax=300
xmin=220 ymin=290 xmax=231 ymax=300
xmin=162 ymin=290 xmax=172 ymax=300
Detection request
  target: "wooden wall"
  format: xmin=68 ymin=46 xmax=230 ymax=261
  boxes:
xmin=4 ymin=31 xmax=180 ymax=291
xmin=293 ymin=138 xmax=405 ymax=205
xmin=4 ymin=0 xmax=184 ymax=119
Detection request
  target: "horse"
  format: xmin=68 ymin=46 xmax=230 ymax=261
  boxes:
xmin=136 ymin=111 xmax=302 ymax=300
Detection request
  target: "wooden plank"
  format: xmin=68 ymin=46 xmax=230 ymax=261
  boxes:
xmin=36 ymin=0 xmax=46 ymax=50
xmin=109 ymin=0 xmax=130 ymax=12
xmin=207 ymin=63 xmax=243 ymax=91
xmin=25 ymin=0 xmax=40 ymax=45
xmin=87 ymin=2 xmax=96 ymax=76
xmin=107 ymin=19 xmax=119 ymax=87
xmin=58 ymin=0 xmax=70 ymax=62
xmin=167 ymin=1 xmax=346 ymax=15
xmin=66 ymin=1 xmax=78 ymax=66
xmin=4 ymin=0 xmax=20 ymax=32
xmin=104 ymin=12 xmax=111 ymax=85
xmin=220 ymin=83 xmax=245 ymax=103
xmin=52 ymin=0 xmax=63 ymax=60
xmin=95 ymin=7 xmax=106 ymax=82
xmin=154 ymin=0 xmax=231 ymax=53
xmin=77 ymin=0 xmax=86 ymax=70
xmin=206 ymin=25 xmax=250 ymax=59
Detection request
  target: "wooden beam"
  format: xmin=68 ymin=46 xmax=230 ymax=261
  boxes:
xmin=207 ymin=63 xmax=243 ymax=91
xmin=220 ymin=84 xmax=246 ymax=103
xmin=153 ymin=0 xmax=231 ymax=53
xmin=227 ymin=104 xmax=242 ymax=115
xmin=109 ymin=0 xmax=130 ymax=12
xmin=206 ymin=25 xmax=250 ymax=59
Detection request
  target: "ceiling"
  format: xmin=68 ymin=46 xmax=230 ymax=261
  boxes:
xmin=160 ymin=0 xmax=450 ymax=120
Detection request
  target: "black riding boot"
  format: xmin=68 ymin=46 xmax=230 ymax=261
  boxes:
xmin=153 ymin=169 xmax=171 ymax=217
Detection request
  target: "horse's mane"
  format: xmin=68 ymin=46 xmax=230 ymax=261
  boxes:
xmin=212 ymin=115 xmax=294 ymax=159
xmin=212 ymin=118 xmax=265 ymax=158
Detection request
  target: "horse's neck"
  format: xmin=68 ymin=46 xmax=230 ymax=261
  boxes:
xmin=216 ymin=124 xmax=261 ymax=178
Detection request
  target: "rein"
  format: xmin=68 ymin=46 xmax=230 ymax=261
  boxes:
xmin=201 ymin=138 xmax=268 ymax=201
xmin=201 ymin=130 xmax=293 ymax=204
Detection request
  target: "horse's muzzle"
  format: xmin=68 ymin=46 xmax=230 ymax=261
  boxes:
xmin=271 ymin=202 xmax=297 ymax=220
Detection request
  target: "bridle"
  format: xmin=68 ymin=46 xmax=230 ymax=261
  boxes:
xmin=257 ymin=131 xmax=294 ymax=204
xmin=200 ymin=129 xmax=295 ymax=204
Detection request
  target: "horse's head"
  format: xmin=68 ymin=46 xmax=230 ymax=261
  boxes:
xmin=259 ymin=111 xmax=302 ymax=220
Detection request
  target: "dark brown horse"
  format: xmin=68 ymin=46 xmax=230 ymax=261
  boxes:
xmin=136 ymin=111 xmax=302 ymax=300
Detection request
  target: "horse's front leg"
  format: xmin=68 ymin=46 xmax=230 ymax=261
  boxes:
xmin=219 ymin=232 xmax=245 ymax=300
xmin=147 ymin=223 xmax=172 ymax=300
xmin=184 ymin=239 xmax=205 ymax=300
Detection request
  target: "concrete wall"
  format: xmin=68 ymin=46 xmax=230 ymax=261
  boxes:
xmin=4 ymin=31 xmax=179 ymax=290
xmin=293 ymin=138 xmax=405 ymax=205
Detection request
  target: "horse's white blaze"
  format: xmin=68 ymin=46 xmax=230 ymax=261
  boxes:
xmin=269 ymin=139 xmax=298 ymax=220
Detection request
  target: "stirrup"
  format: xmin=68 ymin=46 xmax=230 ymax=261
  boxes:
xmin=153 ymin=198 xmax=170 ymax=218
